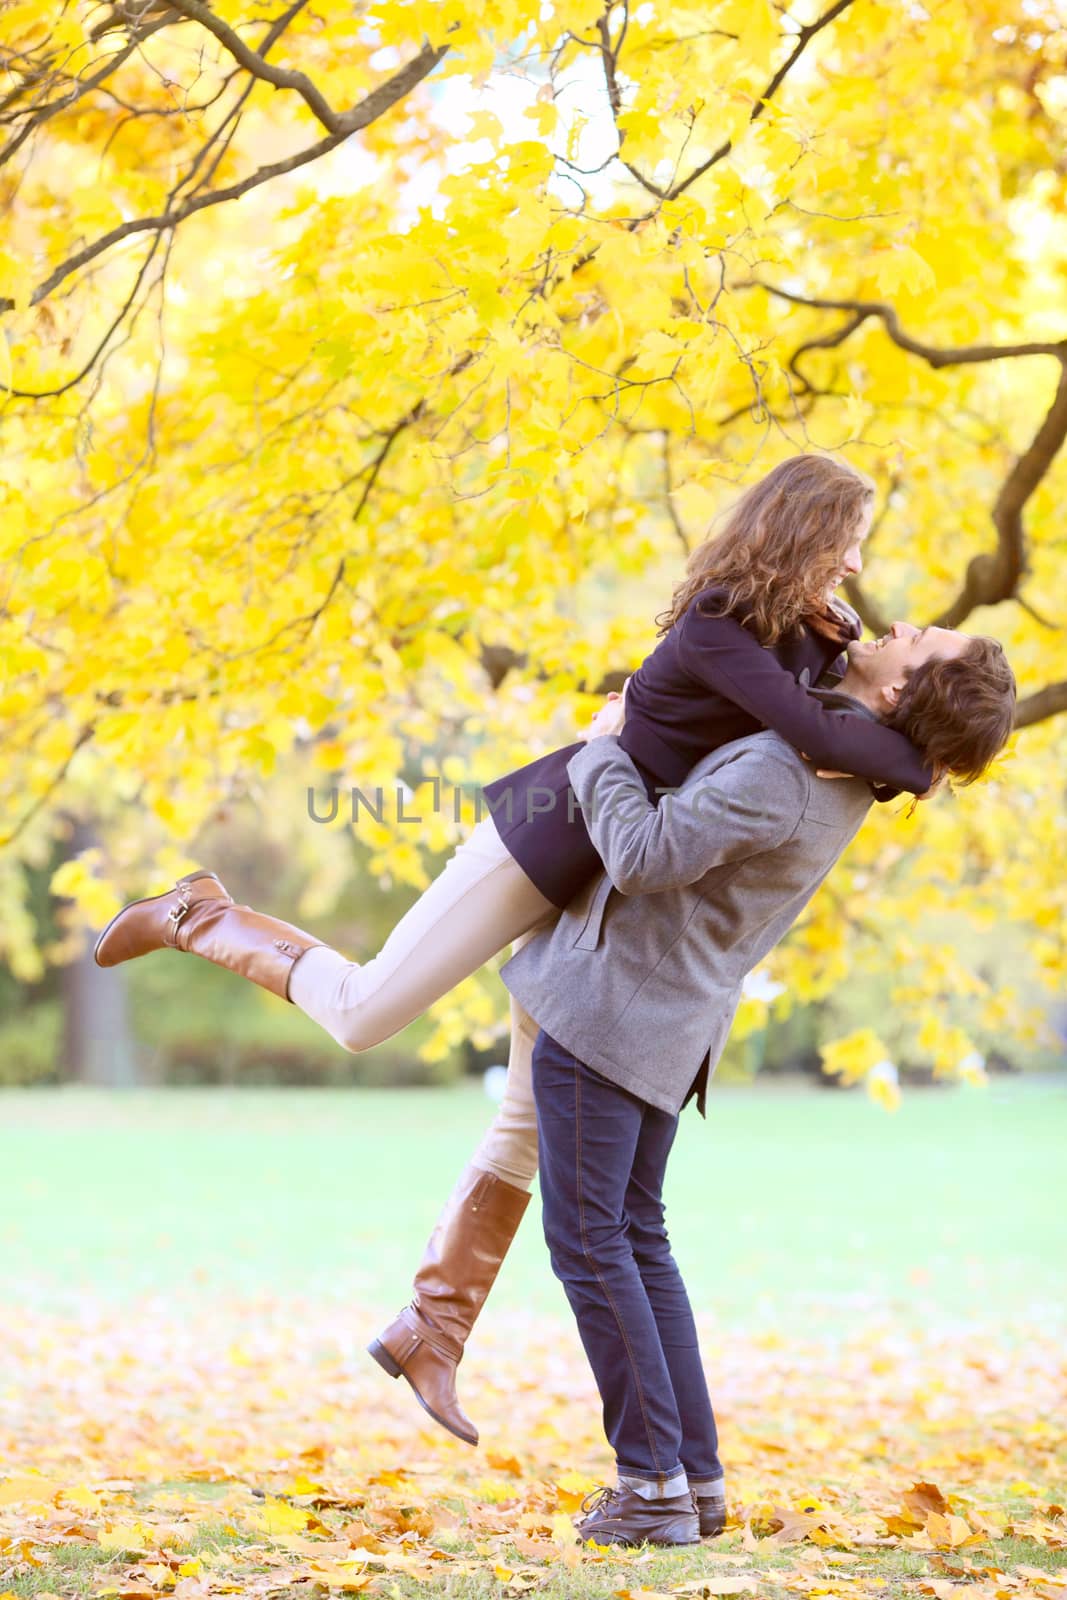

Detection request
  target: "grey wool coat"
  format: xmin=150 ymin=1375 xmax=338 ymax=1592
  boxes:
xmin=499 ymin=691 xmax=879 ymax=1116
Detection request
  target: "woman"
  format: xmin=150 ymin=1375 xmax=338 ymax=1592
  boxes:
xmin=95 ymin=453 xmax=931 ymax=1444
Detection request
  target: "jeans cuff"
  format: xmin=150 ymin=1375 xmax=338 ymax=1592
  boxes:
xmin=618 ymin=1468 xmax=689 ymax=1501
xmin=690 ymin=1473 xmax=726 ymax=1501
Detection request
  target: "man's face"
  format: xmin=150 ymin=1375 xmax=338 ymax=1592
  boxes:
xmin=846 ymin=619 xmax=971 ymax=712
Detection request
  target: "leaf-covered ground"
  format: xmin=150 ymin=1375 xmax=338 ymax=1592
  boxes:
xmin=1 ymin=1085 xmax=1064 ymax=1598
xmin=2 ymin=1301 xmax=1064 ymax=1599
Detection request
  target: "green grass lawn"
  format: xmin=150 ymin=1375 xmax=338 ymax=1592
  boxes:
xmin=2 ymin=1079 xmax=1065 ymax=1600
xmin=1 ymin=1075 xmax=1064 ymax=1326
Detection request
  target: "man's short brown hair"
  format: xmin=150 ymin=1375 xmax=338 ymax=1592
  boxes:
xmin=888 ymin=635 xmax=1016 ymax=785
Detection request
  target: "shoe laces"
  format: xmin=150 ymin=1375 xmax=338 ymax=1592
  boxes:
xmin=577 ymin=1485 xmax=621 ymax=1522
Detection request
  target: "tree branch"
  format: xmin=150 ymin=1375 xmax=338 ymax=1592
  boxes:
xmin=789 ymin=310 xmax=866 ymax=389
xmin=6 ymin=233 xmax=164 ymax=398
xmin=479 ymin=651 xmax=1067 ymax=733
xmin=78 ymin=647 xmax=1067 ymax=734
xmin=935 ymin=356 xmax=1067 ymax=627
xmin=668 ymin=0 xmax=858 ymax=200
xmin=841 ymin=576 xmax=891 ymax=637
xmin=835 ymin=471 xmax=900 ymax=639
xmin=0 ymin=722 xmax=96 ymax=848
xmin=659 ymin=429 xmax=692 ymax=556
xmin=755 ymin=284 xmax=1067 ymax=366
xmin=1015 ymin=680 xmax=1067 ymax=728
xmin=0 ymin=33 xmax=453 ymax=315
xmin=589 ymin=0 xmax=857 ymax=203
xmin=756 ymin=280 xmax=1067 ymax=628
xmin=0 ymin=38 xmax=142 ymax=166
xmin=481 ymin=642 xmax=632 ymax=697
xmin=164 ymin=0 xmax=345 ymax=133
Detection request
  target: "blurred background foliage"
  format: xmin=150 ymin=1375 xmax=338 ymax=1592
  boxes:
xmin=3 ymin=744 xmax=1060 ymax=1088
xmin=2 ymin=0 xmax=1066 ymax=1096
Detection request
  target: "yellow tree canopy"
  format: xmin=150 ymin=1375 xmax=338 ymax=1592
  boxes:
xmin=1 ymin=0 xmax=1065 ymax=1087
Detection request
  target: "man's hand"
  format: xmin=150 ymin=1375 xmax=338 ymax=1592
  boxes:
xmin=578 ymin=676 xmax=630 ymax=742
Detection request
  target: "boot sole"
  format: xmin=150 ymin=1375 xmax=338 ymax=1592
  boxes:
xmin=580 ymin=1529 xmax=701 ymax=1548
xmin=93 ymin=870 xmax=224 ymax=967
xmin=366 ymin=1339 xmax=479 ymax=1447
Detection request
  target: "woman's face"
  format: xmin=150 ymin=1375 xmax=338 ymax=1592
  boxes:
xmin=823 ymin=500 xmax=873 ymax=602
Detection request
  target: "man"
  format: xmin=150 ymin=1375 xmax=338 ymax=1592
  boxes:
xmin=372 ymin=620 xmax=1017 ymax=1548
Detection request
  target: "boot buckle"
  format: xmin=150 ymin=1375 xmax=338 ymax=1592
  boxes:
xmin=168 ymin=900 xmax=191 ymax=928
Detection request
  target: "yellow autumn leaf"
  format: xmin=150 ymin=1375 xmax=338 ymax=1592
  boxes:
xmin=926 ymin=1511 xmax=979 ymax=1548
xmin=59 ymin=1485 xmax=102 ymax=1511
xmin=140 ymin=1563 xmax=176 ymax=1588
xmin=0 ymin=1475 xmax=54 ymax=1506
xmin=870 ymin=245 xmax=937 ymax=297
xmin=247 ymin=1497 xmax=310 ymax=1535
xmin=97 ymin=1522 xmax=152 ymax=1553
xmin=554 ymin=1471 xmax=598 ymax=1511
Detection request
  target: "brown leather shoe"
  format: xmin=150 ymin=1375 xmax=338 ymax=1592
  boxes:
xmin=368 ymin=1165 xmax=530 ymax=1446
xmin=94 ymin=870 xmax=325 ymax=1001
xmin=575 ymin=1484 xmax=700 ymax=1547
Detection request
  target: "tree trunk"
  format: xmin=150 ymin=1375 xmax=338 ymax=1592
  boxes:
xmin=60 ymin=817 xmax=141 ymax=1086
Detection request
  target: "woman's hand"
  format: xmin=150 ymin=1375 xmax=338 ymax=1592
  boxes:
xmin=914 ymin=764 xmax=948 ymax=801
xmin=797 ymin=752 xmax=854 ymax=779
xmin=809 ymin=758 xmax=948 ymax=799
xmin=578 ymin=677 xmax=630 ymax=742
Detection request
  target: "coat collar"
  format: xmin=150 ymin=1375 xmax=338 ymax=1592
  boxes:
xmin=808 ymin=685 xmax=882 ymax=723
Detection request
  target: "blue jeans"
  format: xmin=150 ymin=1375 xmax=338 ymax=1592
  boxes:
xmin=532 ymin=1026 xmax=722 ymax=1497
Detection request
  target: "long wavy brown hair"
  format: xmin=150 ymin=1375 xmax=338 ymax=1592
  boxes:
xmin=655 ymin=454 xmax=876 ymax=646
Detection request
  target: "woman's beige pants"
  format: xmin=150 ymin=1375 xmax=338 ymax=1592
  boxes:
xmin=287 ymin=816 xmax=558 ymax=1190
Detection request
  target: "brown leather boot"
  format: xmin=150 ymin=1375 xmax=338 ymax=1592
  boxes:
xmin=368 ymin=1165 xmax=530 ymax=1446
xmin=93 ymin=870 xmax=325 ymax=1001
